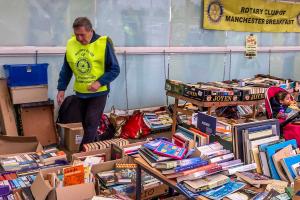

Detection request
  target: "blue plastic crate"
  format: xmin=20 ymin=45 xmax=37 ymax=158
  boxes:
xmin=3 ymin=63 xmax=48 ymax=87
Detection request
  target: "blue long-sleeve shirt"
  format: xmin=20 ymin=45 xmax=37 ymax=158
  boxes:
xmin=57 ymin=32 xmax=120 ymax=98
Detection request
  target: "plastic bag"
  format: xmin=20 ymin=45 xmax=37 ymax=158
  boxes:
xmin=121 ymin=111 xmax=151 ymax=139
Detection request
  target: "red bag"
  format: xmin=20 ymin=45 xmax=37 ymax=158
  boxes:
xmin=121 ymin=111 xmax=151 ymax=139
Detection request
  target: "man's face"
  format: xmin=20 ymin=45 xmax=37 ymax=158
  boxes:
xmin=74 ymin=26 xmax=92 ymax=45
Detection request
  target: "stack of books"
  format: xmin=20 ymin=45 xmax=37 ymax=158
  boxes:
xmin=83 ymin=138 xmax=129 ymax=152
xmin=143 ymin=111 xmax=172 ymax=132
xmin=0 ymin=149 xmax=68 ymax=174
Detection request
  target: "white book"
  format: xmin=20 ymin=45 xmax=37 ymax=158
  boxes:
xmin=209 ymin=153 xmax=234 ymax=164
xmin=250 ymin=136 xmax=280 ymax=149
xmin=226 ymin=163 xmax=257 ymax=175
xmin=248 ymin=129 xmax=273 ymax=140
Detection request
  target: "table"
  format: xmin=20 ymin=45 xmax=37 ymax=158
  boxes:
xmin=134 ymin=156 xmax=207 ymax=200
xmin=167 ymin=92 xmax=265 ymax=135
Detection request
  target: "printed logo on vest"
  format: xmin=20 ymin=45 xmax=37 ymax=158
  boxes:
xmin=76 ymin=58 xmax=91 ymax=74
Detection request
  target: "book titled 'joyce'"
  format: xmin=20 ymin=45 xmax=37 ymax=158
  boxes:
xmin=154 ymin=141 xmax=187 ymax=160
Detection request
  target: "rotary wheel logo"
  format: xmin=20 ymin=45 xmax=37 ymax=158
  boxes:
xmin=297 ymin=13 xmax=300 ymax=26
xmin=207 ymin=0 xmax=223 ymax=23
xmin=76 ymin=58 xmax=91 ymax=74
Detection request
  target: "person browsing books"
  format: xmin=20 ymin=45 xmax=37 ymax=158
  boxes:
xmin=57 ymin=17 xmax=120 ymax=151
xmin=270 ymin=91 xmax=299 ymax=119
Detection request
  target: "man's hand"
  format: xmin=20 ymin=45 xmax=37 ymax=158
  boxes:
xmin=57 ymin=91 xmax=65 ymax=106
xmin=88 ymin=81 xmax=101 ymax=92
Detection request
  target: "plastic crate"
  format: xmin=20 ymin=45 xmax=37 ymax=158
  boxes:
xmin=3 ymin=63 xmax=48 ymax=87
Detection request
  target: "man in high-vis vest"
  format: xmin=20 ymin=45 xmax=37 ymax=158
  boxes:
xmin=57 ymin=17 xmax=120 ymax=151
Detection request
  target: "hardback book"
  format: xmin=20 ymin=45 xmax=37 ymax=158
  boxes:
xmin=197 ymin=112 xmax=217 ymax=135
xmin=265 ymin=139 xmax=297 ymax=180
xmin=258 ymin=139 xmax=285 ymax=177
xmin=183 ymin=174 xmax=230 ymax=193
xmin=235 ymin=172 xmax=273 ymax=187
xmin=199 ymin=181 xmax=246 ymax=200
xmin=153 ymin=141 xmax=187 ymax=160
xmin=233 ymin=119 xmax=280 ymax=162
xmin=272 ymin=145 xmax=295 ymax=181
xmin=161 ymin=158 xmax=208 ymax=174
xmin=292 ymin=162 xmax=300 ymax=178
xmin=251 ymin=148 xmax=262 ymax=174
xmin=281 ymin=154 xmax=300 ymax=182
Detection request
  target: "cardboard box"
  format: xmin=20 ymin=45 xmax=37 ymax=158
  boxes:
xmin=57 ymin=123 xmax=83 ymax=151
xmin=20 ymin=101 xmax=58 ymax=146
xmin=111 ymin=141 xmax=148 ymax=160
xmin=31 ymin=166 xmax=96 ymax=200
xmin=0 ymin=135 xmax=42 ymax=155
xmin=91 ymin=157 xmax=168 ymax=200
xmin=0 ymin=79 xmax=18 ymax=136
xmin=10 ymin=84 xmax=48 ymax=104
xmin=72 ymin=147 xmax=112 ymax=163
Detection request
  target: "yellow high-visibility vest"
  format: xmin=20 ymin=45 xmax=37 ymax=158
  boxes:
xmin=66 ymin=35 xmax=108 ymax=93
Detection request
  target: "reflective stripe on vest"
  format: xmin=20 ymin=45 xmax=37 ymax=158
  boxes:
xmin=66 ymin=36 xmax=108 ymax=93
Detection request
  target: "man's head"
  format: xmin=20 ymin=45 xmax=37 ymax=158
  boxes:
xmin=73 ymin=17 xmax=93 ymax=45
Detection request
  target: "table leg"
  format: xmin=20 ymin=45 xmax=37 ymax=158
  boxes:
xmin=252 ymin=104 xmax=257 ymax=119
xmin=171 ymin=98 xmax=179 ymax=135
xmin=207 ymin=107 xmax=212 ymax=115
xmin=136 ymin=165 xmax=142 ymax=200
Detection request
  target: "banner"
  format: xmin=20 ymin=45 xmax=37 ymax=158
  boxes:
xmin=203 ymin=0 xmax=300 ymax=32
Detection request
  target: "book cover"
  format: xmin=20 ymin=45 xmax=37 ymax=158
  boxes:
xmin=292 ymin=162 xmax=300 ymax=178
xmin=153 ymin=141 xmax=187 ymax=160
xmin=199 ymin=181 xmax=246 ymax=200
xmin=161 ymin=158 xmax=208 ymax=174
xmin=272 ymin=145 xmax=295 ymax=181
xmin=140 ymin=147 xmax=172 ymax=162
xmin=265 ymin=139 xmax=297 ymax=180
xmin=225 ymin=163 xmax=257 ymax=176
xmin=63 ymin=165 xmax=85 ymax=186
xmin=235 ymin=172 xmax=273 ymax=186
xmin=281 ymin=154 xmax=300 ymax=182
xmin=197 ymin=112 xmax=217 ymax=135
xmin=183 ymin=174 xmax=229 ymax=193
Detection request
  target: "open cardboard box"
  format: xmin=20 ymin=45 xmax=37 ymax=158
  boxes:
xmin=57 ymin=123 xmax=83 ymax=152
xmin=31 ymin=166 xmax=96 ymax=200
xmin=111 ymin=141 xmax=149 ymax=160
xmin=91 ymin=157 xmax=168 ymax=200
xmin=0 ymin=135 xmax=43 ymax=156
xmin=71 ymin=147 xmax=112 ymax=164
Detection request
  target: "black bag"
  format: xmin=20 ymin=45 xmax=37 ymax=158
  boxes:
xmin=56 ymin=95 xmax=82 ymax=124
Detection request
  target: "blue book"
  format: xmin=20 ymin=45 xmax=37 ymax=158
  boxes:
xmin=265 ymin=139 xmax=297 ymax=180
xmin=281 ymin=154 xmax=300 ymax=182
xmin=199 ymin=181 xmax=246 ymax=200
xmin=143 ymin=140 xmax=164 ymax=151
xmin=174 ymin=158 xmax=208 ymax=173
xmin=197 ymin=112 xmax=217 ymax=135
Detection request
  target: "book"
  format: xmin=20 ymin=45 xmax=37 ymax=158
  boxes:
xmin=199 ymin=181 xmax=246 ymax=200
xmin=219 ymin=159 xmax=243 ymax=170
xmin=183 ymin=174 xmax=230 ymax=193
xmin=265 ymin=139 xmax=297 ymax=180
xmin=272 ymin=145 xmax=295 ymax=181
xmin=140 ymin=147 xmax=172 ymax=162
xmin=176 ymin=165 xmax=223 ymax=183
xmin=235 ymin=172 xmax=273 ymax=187
xmin=161 ymin=158 xmax=208 ymax=174
xmin=258 ymin=139 xmax=285 ymax=177
xmin=138 ymin=149 xmax=158 ymax=168
xmin=197 ymin=112 xmax=217 ymax=135
xmin=292 ymin=162 xmax=300 ymax=178
xmin=209 ymin=153 xmax=234 ymax=164
xmin=63 ymin=165 xmax=85 ymax=186
xmin=96 ymin=170 xmax=116 ymax=187
xmin=224 ymin=163 xmax=257 ymax=176
xmin=281 ymin=154 xmax=300 ymax=182
xmin=153 ymin=141 xmax=187 ymax=160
